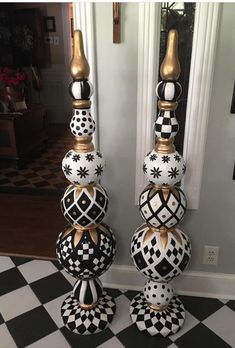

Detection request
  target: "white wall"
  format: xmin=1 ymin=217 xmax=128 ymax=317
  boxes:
xmin=95 ymin=3 xmax=235 ymax=274
xmin=95 ymin=3 xmax=142 ymax=265
xmin=183 ymin=3 xmax=235 ymax=274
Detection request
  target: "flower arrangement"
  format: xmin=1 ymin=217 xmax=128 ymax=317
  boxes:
xmin=0 ymin=67 xmax=27 ymax=89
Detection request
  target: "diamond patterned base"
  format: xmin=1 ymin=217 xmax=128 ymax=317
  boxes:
xmin=130 ymin=292 xmax=185 ymax=337
xmin=61 ymin=291 xmax=116 ymax=335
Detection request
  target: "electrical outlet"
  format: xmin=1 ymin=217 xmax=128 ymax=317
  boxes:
xmin=203 ymin=245 xmax=219 ymax=265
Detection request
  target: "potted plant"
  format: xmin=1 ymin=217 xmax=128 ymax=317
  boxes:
xmin=0 ymin=67 xmax=27 ymax=112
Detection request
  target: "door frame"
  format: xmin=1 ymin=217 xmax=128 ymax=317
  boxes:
xmin=135 ymin=2 xmax=221 ymax=209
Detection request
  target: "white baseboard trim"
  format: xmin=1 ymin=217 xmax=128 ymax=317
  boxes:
xmin=100 ymin=265 xmax=235 ymax=300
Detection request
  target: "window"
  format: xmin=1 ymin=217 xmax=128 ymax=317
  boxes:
xmin=159 ymin=2 xmax=196 ymax=154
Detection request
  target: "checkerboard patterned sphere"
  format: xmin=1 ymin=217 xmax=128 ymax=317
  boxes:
xmin=131 ymin=224 xmax=191 ymax=282
xmin=143 ymin=149 xmax=185 ymax=186
xmin=69 ymin=80 xmax=93 ymax=100
xmin=70 ymin=108 xmax=96 ymax=137
xmin=61 ymin=184 xmax=108 ymax=228
xmin=56 ymin=223 xmax=116 ymax=279
xmin=62 ymin=149 xmax=105 ymax=185
xmin=139 ymin=184 xmax=187 ymax=229
xmin=143 ymin=280 xmax=173 ymax=308
xmin=155 ymin=110 xmax=179 ymax=139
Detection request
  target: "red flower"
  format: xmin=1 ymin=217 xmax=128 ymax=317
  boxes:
xmin=0 ymin=67 xmax=27 ymax=87
xmin=2 ymin=67 xmax=13 ymax=74
xmin=16 ymin=72 xmax=26 ymax=81
xmin=9 ymin=77 xmax=19 ymax=86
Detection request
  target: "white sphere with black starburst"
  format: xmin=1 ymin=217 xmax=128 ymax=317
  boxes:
xmin=61 ymin=184 xmax=108 ymax=228
xmin=139 ymin=184 xmax=187 ymax=229
xmin=143 ymin=280 xmax=173 ymax=309
xmin=62 ymin=149 xmax=105 ymax=185
xmin=131 ymin=223 xmax=191 ymax=282
xmin=56 ymin=223 xmax=116 ymax=279
xmin=143 ymin=149 xmax=186 ymax=186
xmin=70 ymin=108 xmax=96 ymax=137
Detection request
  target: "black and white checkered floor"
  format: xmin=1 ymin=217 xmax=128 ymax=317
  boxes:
xmin=1 ymin=256 xmax=234 ymax=348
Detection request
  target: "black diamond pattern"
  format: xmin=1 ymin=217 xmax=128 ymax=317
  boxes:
xmin=133 ymin=251 xmax=148 ymax=270
xmin=77 ymin=192 xmax=92 ymax=211
xmin=154 ymin=258 xmax=174 ymax=276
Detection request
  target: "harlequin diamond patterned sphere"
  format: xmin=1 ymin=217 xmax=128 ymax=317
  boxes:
xmin=62 ymin=149 xmax=105 ymax=185
xmin=70 ymin=108 xmax=96 ymax=137
xmin=131 ymin=224 xmax=191 ymax=282
xmin=139 ymin=184 xmax=187 ymax=229
xmin=143 ymin=280 xmax=173 ymax=308
xmin=56 ymin=223 xmax=116 ymax=279
xmin=143 ymin=149 xmax=186 ymax=186
xmin=61 ymin=184 xmax=108 ymax=228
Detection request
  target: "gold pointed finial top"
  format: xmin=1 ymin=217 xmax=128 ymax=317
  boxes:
xmin=160 ymin=29 xmax=180 ymax=81
xmin=71 ymin=30 xmax=90 ymax=80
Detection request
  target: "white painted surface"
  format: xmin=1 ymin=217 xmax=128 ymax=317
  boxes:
xmin=183 ymin=3 xmax=221 ymax=209
xmin=73 ymin=2 xmax=99 ymax=148
xmin=101 ymin=265 xmax=235 ymax=300
xmin=135 ymin=3 xmax=161 ymax=203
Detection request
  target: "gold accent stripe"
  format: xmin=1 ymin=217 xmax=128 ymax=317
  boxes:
xmin=72 ymin=223 xmax=99 ymax=231
xmin=79 ymin=302 xmax=98 ymax=310
xmin=73 ymin=136 xmax=94 ymax=153
xmin=155 ymin=138 xmax=175 ymax=154
xmin=73 ymin=100 xmax=91 ymax=109
xmin=148 ymin=303 xmax=168 ymax=311
xmin=158 ymin=100 xmax=178 ymax=111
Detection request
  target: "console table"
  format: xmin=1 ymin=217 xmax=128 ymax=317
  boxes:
xmin=0 ymin=105 xmax=48 ymax=168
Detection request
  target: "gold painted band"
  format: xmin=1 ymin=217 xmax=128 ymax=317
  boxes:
xmin=148 ymin=303 xmax=168 ymax=311
xmin=158 ymin=100 xmax=178 ymax=111
xmin=73 ymin=100 xmax=91 ymax=109
xmin=79 ymin=302 xmax=98 ymax=310
xmin=72 ymin=223 xmax=99 ymax=231
xmin=155 ymin=138 xmax=175 ymax=154
xmin=73 ymin=136 xmax=94 ymax=153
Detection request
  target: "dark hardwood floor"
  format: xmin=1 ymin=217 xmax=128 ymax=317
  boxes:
xmin=0 ymin=193 xmax=66 ymax=259
xmin=0 ymin=124 xmax=70 ymax=259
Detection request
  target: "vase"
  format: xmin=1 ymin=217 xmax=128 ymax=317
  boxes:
xmin=5 ymin=86 xmax=27 ymax=112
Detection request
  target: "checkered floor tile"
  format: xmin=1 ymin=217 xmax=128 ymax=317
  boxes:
xmin=0 ymin=255 xmax=234 ymax=347
xmin=0 ymin=130 xmax=72 ymax=194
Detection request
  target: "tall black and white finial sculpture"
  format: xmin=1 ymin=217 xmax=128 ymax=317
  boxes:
xmin=130 ymin=30 xmax=191 ymax=337
xmin=56 ymin=30 xmax=116 ymax=335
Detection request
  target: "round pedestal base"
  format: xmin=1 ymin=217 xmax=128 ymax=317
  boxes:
xmin=61 ymin=291 xmax=116 ymax=335
xmin=130 ymin=292 xmax=185 ymax=337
